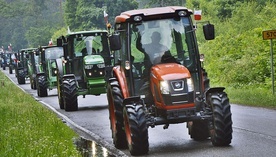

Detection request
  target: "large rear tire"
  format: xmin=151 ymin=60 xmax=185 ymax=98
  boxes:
xmin=63 ymin=79 xmax=78 ymax=111
xmin=209 ymin=92 xmax=232 ymax=146
xmin=37 ymin=75 xmax=48 ymax=97
xmin=124 ymin=103 xmax=149 ymax=156
xmin=107 ymin=78 xmax=127 ymax=149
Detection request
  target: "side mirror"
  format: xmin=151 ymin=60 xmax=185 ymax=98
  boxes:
xmin=109 ymin=34 xmax=121 ymax=51
xmin=203 ymin=23 xmax=215 ymax=40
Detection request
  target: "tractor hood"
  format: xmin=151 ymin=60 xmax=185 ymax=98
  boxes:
xmin=84 ymin=55 xmax=104 ymax=64
xmin=151 ymin=63 xmax=191 ymax=81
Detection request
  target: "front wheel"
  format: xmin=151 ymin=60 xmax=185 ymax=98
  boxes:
xmin=209 ymin=92 xmax=232 ymax=146
xmin=37 ymin=75 xmax=48 ymax=97
xmin=63 ymin=79 xmax=78 ymax=111
xmin=17 ymin=70 xmax=25 ymax=84
xmin=123 ymin=103 xmax=149 ymax=156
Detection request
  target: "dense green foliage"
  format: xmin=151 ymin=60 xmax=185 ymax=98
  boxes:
xmin=64 ymin=0 xmax=138 ymax=31
xmin=186 ymin=1 xmax=276 ymax=89
xmin=0 ymin=0 xmax=64 ymax=50
xmin=0 ymin=71 xmax=81 ymax=156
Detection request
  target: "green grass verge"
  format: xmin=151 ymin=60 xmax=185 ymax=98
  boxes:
xmin=0 ymin=71 xmax=81 ymax=157
xmin=225 ymin=85 xmax=276 ymax=109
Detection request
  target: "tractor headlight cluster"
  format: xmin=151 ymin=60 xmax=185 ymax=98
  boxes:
xmin=186 ymin=78 xmax=194 ymax=92
xmin=160 ymin=81 xmax=170 ymax=94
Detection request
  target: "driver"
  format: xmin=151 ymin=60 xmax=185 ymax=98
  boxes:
xmin=138 ymin=31 xmax=169 ymax=65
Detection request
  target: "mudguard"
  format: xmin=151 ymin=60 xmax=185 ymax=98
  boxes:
xmin=36 ymin=72 xmax=45 ymax=77
xmin=62 ymin=74 xmax=75 ymax=81
xmin=123 ymin=96 xmax=143 ymax=106
xmin=204 ymin=87 xmax=225 ymax=98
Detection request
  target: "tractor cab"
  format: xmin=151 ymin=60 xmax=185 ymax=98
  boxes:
xmin=109 ymin=7 xmax=214 ymax=108
xmin=108 ymin=6 xmax=232 ymax=156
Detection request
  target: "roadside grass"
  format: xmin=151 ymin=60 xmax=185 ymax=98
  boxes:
xmin=225 ymin=85 xmax=276 ymax=109
xmin=0 ymin=72 xmax=81 ymax=157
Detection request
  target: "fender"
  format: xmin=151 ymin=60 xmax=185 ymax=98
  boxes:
xmin=123 ymin=96 xmax=142 ymax=106
xmin=110 ymin=65 xmax=130 ymax=98
xmin=62 ymin=74 xmax=75 ymax=81
xmin=62 ymin=74 xmax=79 ymax=88
xmin=204 ymin=87 xmax=225 ymax=98
xmin=36 ymin=72 xmax=45 ymax=78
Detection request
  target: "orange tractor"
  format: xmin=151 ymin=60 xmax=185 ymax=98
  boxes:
xmin=107 ymin=6 xmax=232 ymax=155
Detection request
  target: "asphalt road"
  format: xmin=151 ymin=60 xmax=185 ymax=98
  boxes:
xmin=2 ymin=68 xmax=276 ymax=157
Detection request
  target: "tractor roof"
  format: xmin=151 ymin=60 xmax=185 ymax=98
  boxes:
xmin=66 ymin=30 xmax=108 ymax=38
xmin=115 ymin=6 xmax=193 ymax=23
xmin=40 ymin=45 xmax=59 ymax=49
xmin=20 ymin=48 xmax=36 ymax=52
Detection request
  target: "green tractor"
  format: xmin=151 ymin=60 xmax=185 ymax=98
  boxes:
xmin=36 ymin=45 xmax=63 ymax=97
xmin=15 ymin=48 xmax=36 ymax=84
xmin=56 ymin=30 xmax=113 ymax=111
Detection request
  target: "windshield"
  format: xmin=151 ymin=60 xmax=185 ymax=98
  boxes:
xmin=131 ymin=17 xmax=196 ymax=68
xmin=45 ymin=47 xmax=63 ymax=60
xmin=74 ymin=35 xmax=103 ymax=56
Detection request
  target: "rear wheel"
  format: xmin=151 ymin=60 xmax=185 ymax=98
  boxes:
xmin=123 ymin=103 xmax=149 ymax=156
xmin=37 ymin=75 xmax=48 ymax=97
xmin=209 ymin=92 xmax=232 ymax=146
xmin=107 ymin=78 xmax=127 ymax=149
xmin=63 ymin=79 xmax=78 ymax=111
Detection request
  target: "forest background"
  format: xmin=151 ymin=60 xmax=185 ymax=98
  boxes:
xmin=0 ymin=0 xmax=275 ymax=108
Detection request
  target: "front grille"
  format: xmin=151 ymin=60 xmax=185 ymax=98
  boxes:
xmin=163 ymin=79 xmax=194 ymax=105
xmin=84 ymin=65 xmax=105 ymax=78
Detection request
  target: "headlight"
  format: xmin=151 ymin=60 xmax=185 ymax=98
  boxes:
xmin=160 ymin=81 xmax=170 ymax=94
xmin=187 ymin=78 xmax=194 ymax=92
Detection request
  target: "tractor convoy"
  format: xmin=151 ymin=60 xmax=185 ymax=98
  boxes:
xmin=1 ymin=5 xmax=233 ymax=156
